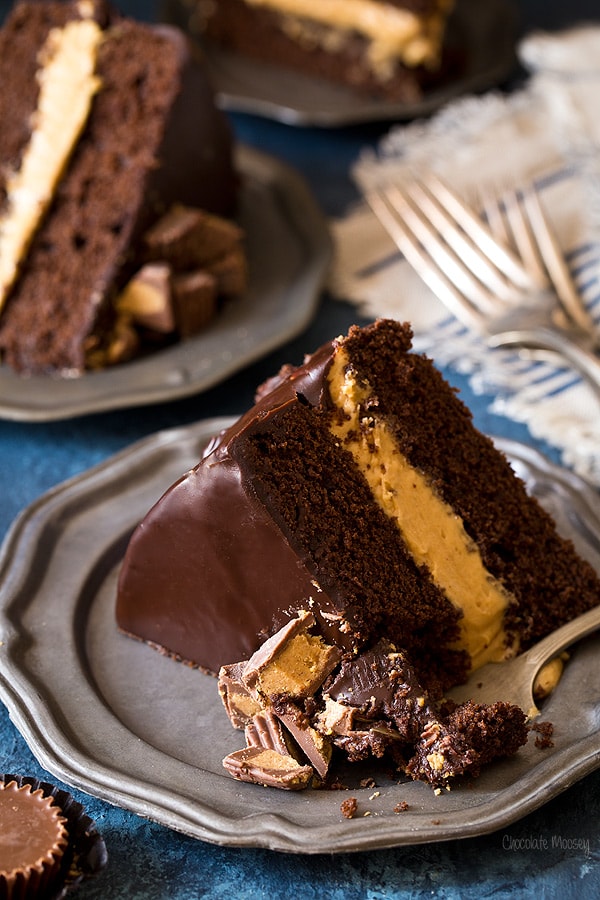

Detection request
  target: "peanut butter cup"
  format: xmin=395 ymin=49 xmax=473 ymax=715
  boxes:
xmin=0 ymin=780 xmax=68 ymax=900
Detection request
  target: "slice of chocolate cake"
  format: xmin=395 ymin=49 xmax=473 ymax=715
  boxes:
xmin=0 ymin=1 xmax=238 ymax=376
xmin=175 ymin=0 xmax=458 ymax=103
xmin=116 ymin=319 xmax=600 ymax=786
xmin=117 ymin=319 xmax=600 ymax=687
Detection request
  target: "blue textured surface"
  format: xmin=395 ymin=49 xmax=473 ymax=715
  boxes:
xmin=1 ymin=1 xmax=599 ymax=897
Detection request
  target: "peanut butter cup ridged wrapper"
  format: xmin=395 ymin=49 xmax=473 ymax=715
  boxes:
xmin=0 ymin=775 xmax=107 ymax=899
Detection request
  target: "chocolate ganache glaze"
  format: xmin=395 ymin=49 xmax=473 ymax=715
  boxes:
xmin=116 ymin=338 xmax=354 ymax=674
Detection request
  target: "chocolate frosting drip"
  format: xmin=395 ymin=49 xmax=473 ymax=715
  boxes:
xmin=117 ymin=338 xmax=347 ymax=674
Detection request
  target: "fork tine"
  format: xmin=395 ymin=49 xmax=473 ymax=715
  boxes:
xmin=386 ymin=183 xmax=506 ymax=317
xmin=480 ymin=188 xmax=513 ymax=249
xmin=426 ymin=174 xmax=539 ymax=292
xmin=407 ymin=180 xmax=520 ymax=305
xmin=501 ymin=188 xmax=549 ymax=289
xmin=367 ymin=187 xmax=486 ymax=332
xmin=479 ymin=187 xmax=543 ymax=284
xmin=520 ymin=186 xmax=595 ymax=334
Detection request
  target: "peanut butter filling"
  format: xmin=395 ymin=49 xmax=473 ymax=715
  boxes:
xmin=243 ymin=0 xmax=454 ymax=78
xmin=0 ymin=15 xmax=102 ymax=310
xmin=244 ymin=612 xmax=341 ymax=700
xmin=327 ymin=348 xmax=518 ymax=672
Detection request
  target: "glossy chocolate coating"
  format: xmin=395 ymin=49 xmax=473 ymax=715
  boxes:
xmin=116 ymin=337 xmax=353 ymax=674
xmin=144 ymin=23 xmax=237 ymax=218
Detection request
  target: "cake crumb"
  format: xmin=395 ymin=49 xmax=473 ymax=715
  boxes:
xmin=360 ymin=777 xmax=376 ymax=789
xmin=394 ymin=801 xmax=409 ymax=813
xmin=326 ymin=779 xmax=347 ymax=791
xmin=531 ymin=720 xmax=554 ymax=749
xmin=340 ymin=797 xmax=358 ymax=819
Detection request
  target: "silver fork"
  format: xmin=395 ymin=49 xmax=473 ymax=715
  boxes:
xmin=481 ymin=182 xmax=598 ymax=341
xmin=367 ymin=174 xmax=600 ymax=400
xmin=447 ymin=602 xmax=600 ymax=717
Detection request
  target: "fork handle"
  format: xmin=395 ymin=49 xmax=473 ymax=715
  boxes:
xmin=491 ymin=326 xmax=600 ymax=402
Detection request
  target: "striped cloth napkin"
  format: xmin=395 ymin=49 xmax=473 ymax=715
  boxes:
xmin=330 ymin=25 xmax=600 ymax=487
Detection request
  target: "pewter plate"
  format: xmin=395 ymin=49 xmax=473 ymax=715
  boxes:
xmin=0 ymin=146 xmax=332 ymax=422
xmin=1 ymin=419 xmax=599 ymax=853
xmin=163 ymin=0 xmax=518 ymax=127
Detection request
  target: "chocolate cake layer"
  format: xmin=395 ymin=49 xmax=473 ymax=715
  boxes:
xmin=0 ymin=1 xmax=236 ymax=375
xmin=116 ymin=320 xmax=600 ymax=696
